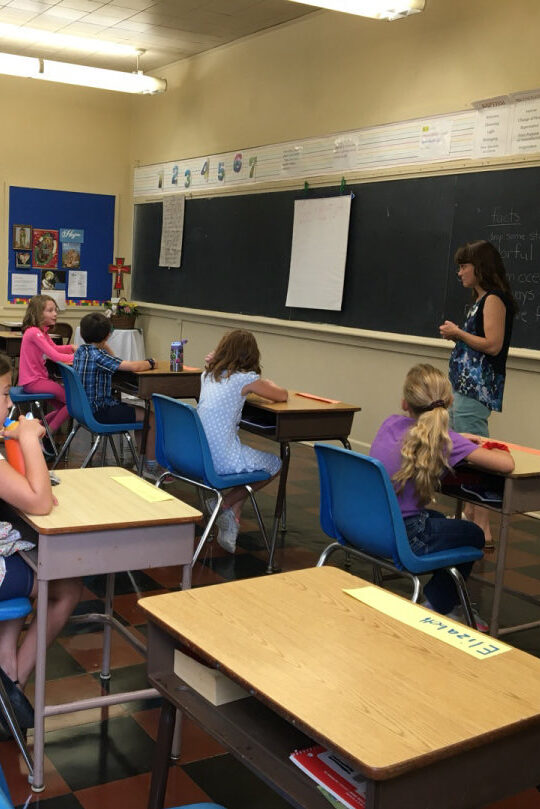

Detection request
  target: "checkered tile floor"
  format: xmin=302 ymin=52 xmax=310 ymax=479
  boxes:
xmin=3 ymin=430 xmax=540 ymax=809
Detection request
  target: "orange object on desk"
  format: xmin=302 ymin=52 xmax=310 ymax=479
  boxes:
xmin=296 ymin=391 xmax=341 ymax=404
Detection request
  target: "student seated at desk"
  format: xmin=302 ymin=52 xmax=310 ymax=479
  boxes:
xmin=370 ymin=364 xmax=514 ymax=629
xmin=198 ymin=329 xmax=287 ymax=553
xmin=74 ymin=313 xmax=159 ymax=474
xmin=19 ymin=295 xmax=75 ymax=455
xmin=0 ymin=354 xmax=82 ymax=736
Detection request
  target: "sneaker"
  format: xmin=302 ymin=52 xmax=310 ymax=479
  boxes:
xmin=216 ymin=508 xmax=239 ymax=553
xmin=445 ymin=605 xmax=489 ymax=633
xmin=204 ymin=493 xmax=219 ymax=515
xmin=0 ymin=668 xmax=34 ymax=729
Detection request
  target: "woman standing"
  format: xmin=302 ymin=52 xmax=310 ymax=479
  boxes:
xmin=439 ymin=240 xmax=516 ymax=548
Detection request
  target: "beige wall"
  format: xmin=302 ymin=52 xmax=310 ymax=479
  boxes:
xmin=129 ymin=0 xmax=540 ymax=449
xmin=131 ymin=0 xmax=540 ymax=162
xmin=0 ymin=74 xmax=135 ymax=329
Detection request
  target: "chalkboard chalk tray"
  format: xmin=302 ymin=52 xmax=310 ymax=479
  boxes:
xmin=132 ymin=166 xmax=540 ymax=351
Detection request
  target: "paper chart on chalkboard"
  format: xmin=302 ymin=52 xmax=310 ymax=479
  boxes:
xmin=286 ymin=196 xmax=352 ymax=311
xmin=159 ymin=194 xmax=185 ymax=268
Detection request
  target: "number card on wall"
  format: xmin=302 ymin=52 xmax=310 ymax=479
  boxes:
xmin=286 ymin=196 xmax=352 ymax=311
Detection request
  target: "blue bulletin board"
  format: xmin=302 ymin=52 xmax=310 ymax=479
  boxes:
xmin=8 ymin=186 xmax=115 ymax=304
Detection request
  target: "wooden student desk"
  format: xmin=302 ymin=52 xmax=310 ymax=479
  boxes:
xmin=241 ymin=392 xmax=361 ymax=572
xmin=141 ymin=567 xmax=540 ymax=809
xmin=14 ymin=466 xmax=202 ymax=791
xmin=442 ymin=442 xmax=540 ymax=637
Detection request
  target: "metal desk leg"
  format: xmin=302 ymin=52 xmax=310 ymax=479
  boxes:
xmin=147 ymin=699 xmax=176 ymax=809
xmin=267 ymin=442 xmax=290 ymax=574
xmin=489 ymin=479 xmax=513 ymax=637
xmin=100 ymin=573 xmax=115 ymax=680
xmin=31 ymin=578 xmax=49 ymax=792
xmin=340 ymin=437 xmax=351 ymax=450
xmin=137 ymin=400 xmax=151 ymax=475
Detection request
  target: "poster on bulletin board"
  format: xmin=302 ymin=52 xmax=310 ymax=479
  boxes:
xmin=8 ymin=187 xmax=115 ymax=305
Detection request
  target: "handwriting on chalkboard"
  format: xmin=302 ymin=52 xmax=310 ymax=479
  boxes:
xmin=485 ymin=206 xmax=540 ymax=327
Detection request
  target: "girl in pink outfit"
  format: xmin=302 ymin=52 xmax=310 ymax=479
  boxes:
xmin=18 ymin=295 xmax=75 ymax=435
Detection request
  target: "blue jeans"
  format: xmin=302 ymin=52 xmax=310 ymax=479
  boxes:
xmin=403 ymin=509 xmax=485 ymax=614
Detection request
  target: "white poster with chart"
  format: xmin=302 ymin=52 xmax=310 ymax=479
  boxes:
xmin=286 ymin=196 xmax=352 ymax=311
xmin=159 ymin=194 xmax=185 ymax=267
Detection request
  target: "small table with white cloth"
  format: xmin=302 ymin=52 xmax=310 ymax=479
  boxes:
xmin=74 ymin=327 xmax=146 ymax=361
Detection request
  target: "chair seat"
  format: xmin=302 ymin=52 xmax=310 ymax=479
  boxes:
xmin=0 ymin=598 xmax=32 ymax=621
xmin=404 ymin=545 xmax=484 ymax=575
xmin=172 ymin=805 xmax=227 ymax=809
xmin=202 ymin=467 xmax=270 ymax=490
xmin=89 ymin=420 xmax=143 ymax=435
xmin=10 ymin=387 xmax=55 ymax=403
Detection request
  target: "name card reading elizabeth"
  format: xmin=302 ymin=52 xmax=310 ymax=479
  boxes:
xmin=344 ymin=586 xmax=510 ymax=659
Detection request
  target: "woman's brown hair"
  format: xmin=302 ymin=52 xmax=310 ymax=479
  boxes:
xmin=22 ymin=294 xmax=56 ymax=332
xmin=454 ymin=240 xmax=517 ymax=314
xmin=206 ymin=329 xmax=261 ymax=381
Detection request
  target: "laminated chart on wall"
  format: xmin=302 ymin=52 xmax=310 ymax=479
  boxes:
xmin=159 ymin=194 xmax=185 ymax=268
xmin=285 ymin=196 xmax=352 ymax=311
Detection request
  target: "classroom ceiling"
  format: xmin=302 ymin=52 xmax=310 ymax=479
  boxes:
xmin=0 ymin=0 xmax=315 ymax=72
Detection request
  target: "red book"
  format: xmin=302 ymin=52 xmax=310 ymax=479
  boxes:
xmin=290 ymin=745 xmax=366 ymax=809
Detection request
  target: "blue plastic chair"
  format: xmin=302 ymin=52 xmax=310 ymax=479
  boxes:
xmin=52 ymin=363 xmax=143 ymax=469
xmin=0 ymin=599 xmax=34 ymax=784
xmin=9 ymin=387 xmax=58 ymax=458
xmin=314 ymin=444 xmax=484 ymax=628
xmin=153 ymin=394 xmax=271 ymax=566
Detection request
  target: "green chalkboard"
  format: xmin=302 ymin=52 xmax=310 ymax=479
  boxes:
xmin=132 ymin=167 xmax=540 ymax=351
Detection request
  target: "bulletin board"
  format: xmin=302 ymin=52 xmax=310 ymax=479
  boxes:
xmin=8 ymin=186 xmax=115 ymax=305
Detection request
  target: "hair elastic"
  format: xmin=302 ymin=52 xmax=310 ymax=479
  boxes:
xmin=423 ymin=399 xmax=446 ymax=411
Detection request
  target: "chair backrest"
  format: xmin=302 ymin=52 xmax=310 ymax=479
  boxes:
xmin=315 ymin=443 xmax=414 ymax=569
xmin=53 ymin=322 xmax=73 ymax=344
xmin=58 ymin=363 xmax=102 ymax=429
xmin=0 ymin=764 xmax=13 ymax=809
xmin=153 ymin=394 xmax=220 ymax=486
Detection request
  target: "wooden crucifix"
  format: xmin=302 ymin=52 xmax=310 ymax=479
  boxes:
xmin=108 ymin=257 xmax=131 ymax=291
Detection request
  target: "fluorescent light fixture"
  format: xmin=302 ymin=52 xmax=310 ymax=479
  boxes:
xmin=0 ymin=51 xmax=36 ymax=77
xmin=287 ymin=0 xmax=424 ymax=18
xmin=0 ymin=22 xmax=139 ymax=56
xmin=38 ymin=59 xmax=166 ymax=94
xmin=0 ymin=51 xmax=165 ymax=93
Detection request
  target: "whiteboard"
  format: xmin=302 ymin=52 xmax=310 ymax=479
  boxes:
xmin=285 ymin=196 xmax=352 ymax=310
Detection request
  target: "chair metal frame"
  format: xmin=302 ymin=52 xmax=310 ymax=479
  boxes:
xmin=315 ymin=443 xmax=483 ymax=629
xmin=9 ymin=387 xmax=58 ymax=458
xmin=0 ymin=598 xmax=35 ymax=785
xmin=153 ymin=393 xmax=271 ymax=567
xmin=52 ymin=363 xmax=142 ymax=470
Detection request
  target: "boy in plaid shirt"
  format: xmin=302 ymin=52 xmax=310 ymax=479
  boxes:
xmin=73 ymin=312 xmax=157 ymax=464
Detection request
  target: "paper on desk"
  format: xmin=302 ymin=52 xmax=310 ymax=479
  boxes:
xmin=344 ymin=586 xmax=510 ymax=659
xmin=111 ymin=476 xmax=174 ymax=502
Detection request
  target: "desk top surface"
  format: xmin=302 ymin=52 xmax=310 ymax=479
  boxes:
xmin=0 ymin=330 xmax=22 ymax=339
xmin=246 ymin=392 xmax=360 ymax=414
xmin=141 ymin=566 xmax=540 ymax=779
xmin=128 ymin=360 xmax=202 ymax=377
xmin=17 ymin=467 xmax=202 ymax=534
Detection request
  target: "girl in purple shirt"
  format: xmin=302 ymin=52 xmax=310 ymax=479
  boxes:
xmin=370 ymin=364 xmax=514 ymax=623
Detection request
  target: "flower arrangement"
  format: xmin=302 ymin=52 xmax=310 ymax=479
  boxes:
xmin=104 ymin=298 xmax=139 ymax=329
xmin=104 ymin=298 xmax=140 ymax=317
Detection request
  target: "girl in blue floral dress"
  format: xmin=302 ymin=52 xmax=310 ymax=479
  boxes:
xmin=198 ymin=329 xmax=287 ymax=552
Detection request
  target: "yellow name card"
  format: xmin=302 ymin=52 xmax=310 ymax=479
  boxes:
xmin=111 ymin=475 xmax=174 ymax=502
xmin=344 ymin=586 xmax=510 ymax=659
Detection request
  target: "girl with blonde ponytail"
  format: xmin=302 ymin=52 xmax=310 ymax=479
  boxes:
xmin=371 ymin=364 xmax=514 ymax=624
